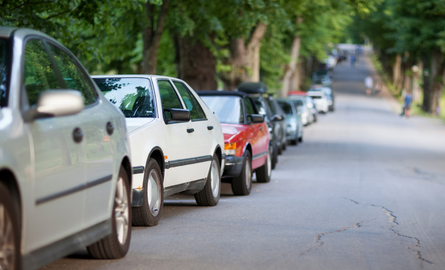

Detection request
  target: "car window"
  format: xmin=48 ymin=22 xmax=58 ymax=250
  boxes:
xmin=23 ymin=39 xmax=60 ymax=106
xmin=201 ymin=96 xmax=244 ymax=124
xmin=277 ymin=101 xmax=293 ymax=116
xmin=48 ymin=44 xmax=98 ymax=105
xmin=94 ymin=77 xmax=155 ymax=118
xmin=254 ymin=100 xmax=270 ymax=121
xmin=157 ymin=80 xmax=183 ymax=121
xmin=0 ymin=39 xmax=8 ymax=107
xmin=294 ymin=99 xmax=304 ymax=107
xmin=173 ymin=81 xmax=206 ymax=120
xmin=243 ymin=97 xmax=255 ymax=115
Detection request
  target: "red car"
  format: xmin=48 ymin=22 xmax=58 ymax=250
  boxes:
xmin=199 ymin=91 xmax=272 ymax=195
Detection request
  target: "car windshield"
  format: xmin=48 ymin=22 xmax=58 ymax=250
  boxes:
xmin=201 ymin=95 xmax=244 ymax=124
xmin=277 ymin=101 xmax=293 ymax=116
xmin=0 ymin=39 xmax=8 ymax=107
xmin=94 ymin=77 xmax=155 ymax=118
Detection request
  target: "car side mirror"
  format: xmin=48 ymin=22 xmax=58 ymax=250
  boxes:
xmin=23 ymin=90 xmax=84 ymax=122
xmin=164 ymin=108 xmax=190 ymax=123
xmin=270 ymin=114 xmax=284 ymax=122
xmin=248 ymin=114 xmax=265 ymax=123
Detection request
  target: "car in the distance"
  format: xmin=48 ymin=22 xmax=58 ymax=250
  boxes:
xmin=287 ymin=95 xmax=313 ymax=125
xmin=276 ymin=99 xmax=303 ymax=145
xmin=198 ymin=91 xmax=271 ymax=195
xmin=0 ymin=27 xmax=132 ymax=270
xmin=93 ymin=75 xmax=225 ymax=226
xmin=307 ymin=91 xmax=329 ymax=114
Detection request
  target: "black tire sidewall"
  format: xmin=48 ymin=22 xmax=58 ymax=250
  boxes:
xmin=0 ymin=183 xmax=20 ymax=270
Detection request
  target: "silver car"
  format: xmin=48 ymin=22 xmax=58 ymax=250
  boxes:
xmin=288 ymin=96 xmax=314 ymax=125
xmin=276 ymin=99 xmax=303 ymax=145
xmin=0 ymin=27 xmax=132 ymax=270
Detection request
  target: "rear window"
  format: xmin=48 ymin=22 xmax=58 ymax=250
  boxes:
xmin=0 ymin=39 xmax=9 ymax=107
xmin=94 ymin=77 xmax=155 ymax=118
xmin=201 ymin=96 xmax=244 ymax=124
xmin=277 ymin=101 xmax=292 ymax=116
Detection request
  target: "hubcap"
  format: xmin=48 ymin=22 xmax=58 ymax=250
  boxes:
xmin=210 ymin=160 xmax=220 ymax=198
xmin=115 ymin=177 xmax=129 ymax=245
xmin=0 ymin=204 xmax=15 ymax=270
xmin=245 ymin=159 xmax=251 ymax=190
xmin=147 ymin=170 xmax=161 ymax=216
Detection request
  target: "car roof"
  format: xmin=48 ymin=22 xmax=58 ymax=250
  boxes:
xmin=0 ymin=27 xmax=16 ymax=38
xmin=197 ymin=90 xmax=250 ymax=98
xmin=91 ymin=74 xmax=181 ymax=81
xmin=236 ymin=82 xmax=268 ymax=94
xmin=307 ymin=91 xmax=325 ymax=96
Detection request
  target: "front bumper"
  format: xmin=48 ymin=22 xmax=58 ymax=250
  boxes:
xmin=222 ymin=155 xmax=244 ymax=180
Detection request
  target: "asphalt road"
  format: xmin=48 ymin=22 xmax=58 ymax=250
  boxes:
xmin=41 ymin=57 xmax=445 ymax=270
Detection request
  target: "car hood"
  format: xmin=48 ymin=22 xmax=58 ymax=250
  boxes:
xmin=126 ymin=118 xmax=156 ymax=134
xmin=221 ymin=124 xmax=247 ymax=143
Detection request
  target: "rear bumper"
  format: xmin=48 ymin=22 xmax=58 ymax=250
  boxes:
xmin=222 ymin=155 xmax=244 ymax=180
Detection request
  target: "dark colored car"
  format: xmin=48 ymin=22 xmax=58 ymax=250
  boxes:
xmin=199 ymin=91 xmax=272 ymax=195
xmin=236 ymin=82 xmax=283 ymax=167
xmin=263 ymin=96 xmax=288 ymax=154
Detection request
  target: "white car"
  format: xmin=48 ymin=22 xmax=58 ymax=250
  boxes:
xmin=307 ymin=91 xmax=329 ymax=114
xmin=92 ymin=75 xmax=225 ymax=226
xmin=0 ymin=27 xmax=132 ymax=270
xmin=287 ymin=96 xmax=314 ymax=125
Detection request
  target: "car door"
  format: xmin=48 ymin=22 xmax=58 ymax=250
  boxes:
xmin=244 ymin=97 xmax=268 ymax=169
xmin=47 ymin=43 xmax=114 ymax=227
xmin=156 ymin=79 xmax=195 ymax=188
xmin=172 ymin=80 xmax=212 ymax=181
xmin=21 ymin=38 xmax=86 ymax=251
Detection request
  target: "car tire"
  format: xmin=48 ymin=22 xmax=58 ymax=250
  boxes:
xmin=87 ymin=166 xmax=131 ymax=259
xmin=299 ymin=136 xmax=303 ymax=142
xmin=313 ymin=115 xmax=317 ymax=123
xmin=231 ymin=151 xmax=252 ymax=195
xmin=256 ymin=151 xmax=272 ymax=183
xmin=195 ymin=154 xmax=221 ymax=206
xmin=277 ymin=143 xmax=282 ymax=155
xmin=0 ymin=182 xmax=20 ymax=270
xmin=290 ymin=139 xmax=298 ymax=145
xmin=132 ymin=158 xmax=163 ymax=226
xmin=271 ymin=141 xmax=278 ymax=170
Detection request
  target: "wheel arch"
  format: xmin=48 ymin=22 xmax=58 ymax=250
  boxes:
xmin=148 ymin=147 xmax=165 ymax=180
xmin=121 ymin=156 xmax=132 ymax=187
xmin=0 ymin=169 xmax=22 ymax=224
xmin=244 ymin=142 xmax=252 ymax=157
xmin=213 ymin=145 xmax=222 ymax=168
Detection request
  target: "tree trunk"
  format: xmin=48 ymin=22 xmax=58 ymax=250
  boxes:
xmin=219 ymin=22 xmax=268 ymax=90
xmin=393 ymin=54 xmax=402 ymax=88
xmin=142 ymin=0 xmax=170 ymax=74
xmin=174 ymin=36 xmax=217 ymax=90
xmin=412 ymin=60 xmax=422 ymax=102
xmin=422 ymin=53 xmax=432 ymax=112
xmin=430 ymin=51 xmax=445 ymax=115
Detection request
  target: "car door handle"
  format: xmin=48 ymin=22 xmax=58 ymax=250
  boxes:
xmin=207 ymin=126 xmax=214 ymax=130
xmin=106 ymin=121 xmax=114 ymax=135
xmin=259 ymin=126 xmax=263 ymax=130
xmin=73 ymin=127 xmax=83 ymax=143
xmin=187 ymin=128 xmax=195 ymax=133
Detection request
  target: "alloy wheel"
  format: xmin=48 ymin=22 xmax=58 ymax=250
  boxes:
xmin=147 ymin=170 xmax=161 ymax=217
xmin=115 ymin=177 xmax=129 ymax=245
xmin=210 ymin=160 xmax=220 ymax=198
xmin=0 ymin=204 xmax=15 ymax=270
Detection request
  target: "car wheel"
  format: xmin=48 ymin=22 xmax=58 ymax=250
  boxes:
xmin=88 ymin=166 xmax=131 ymax=259
xmin=195 ymin=154 xmax=220 ymax=206
xmin=231 ymin=151 xmax=252 ymax=195
xmin=277 ymin=143 xmax=282 ymax=155
xmin=299 ymin=136 xmax=303 ymax=142
xmin=271 ymin=141 xmax=278 ymax=170
xmin=133 ymin=158 xmax=163 ymax=226
xmin=290 ymin=139 xmax=298 ymax=145
xmin=0 ymin=183 xmax=20 ymax=270
xmin=313 ymin=115 xmax=317 ymax=122
xmin=256 ymin=151 xmax=272 ymax=183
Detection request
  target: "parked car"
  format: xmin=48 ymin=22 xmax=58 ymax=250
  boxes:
xmin=286 ymin=96 xmax=313 ymax=125
xmin=263 ymin=96 xmax=288 ymax=153
xmin=0 ymin=27 xmax=133 ymax=270
xmin=310 ymin=86 xmax=335 ymax=112
xmin=276 ymin=99 xmax=304 ymax=145
xmin=93 ymin=75 xmax=225 ymax=226
xmin=237 ymin=82 xmax=286 ymax=155
xmin=198 ymin=91 xmax=272 ymax=195
xmin=307 ymin=91 xmax=329 ymax=114
xmin=305 ymin=96 xmax=318 ymax=122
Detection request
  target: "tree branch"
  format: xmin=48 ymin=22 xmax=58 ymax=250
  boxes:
xmin=45 ymin=9 xmax=72 ymax=20
xmin=152 ymin=0 xmax=170 ymax=43
xmin=12 ymin=1 xmax=54 ymax=10
xmin=246 ymin=22 xmax=267 ymax=52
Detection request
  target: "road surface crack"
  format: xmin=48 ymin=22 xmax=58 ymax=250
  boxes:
xmin=300 ymin=221 xmax=364 ymax=256
xmin=346 ymin=198 xmax=433 ymax=264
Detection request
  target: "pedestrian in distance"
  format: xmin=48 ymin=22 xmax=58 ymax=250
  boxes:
xmin=350 ymin=55 xmax=356 ymax=67
xmin=364 ymin=76 xmax=373 ymax=96
xmin=401 ymin=91 xmax=413 ymax=117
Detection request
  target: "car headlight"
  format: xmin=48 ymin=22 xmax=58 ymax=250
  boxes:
xmin=302 ymin=112 xmax=307 ymax=118
xmin=224 ymin=142 xmax=237 ymax=155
